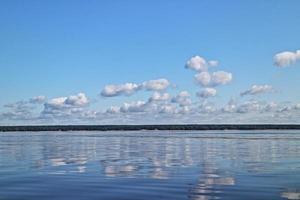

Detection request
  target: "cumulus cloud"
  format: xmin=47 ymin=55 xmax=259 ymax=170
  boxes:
xmin=197 ymin=88 xmax=217 ymax=98
xmin=263 ymin=102 xmax=278 ymax=112
xmin=141 ymin=79 xmax=170 ymax=91
xmin=65 ymin=93 xmax=89 ymax=106
xmin=177 ymin=106 xmax=191 ymax=114
xmin=220 ymin=99 xmax=293 ymax=115
xmin=149 ymin=92 xmax=170 ymax=102
xmin=42 ymin=93 xmax=89 ymax=116
xmin=221 ymin=99 xmax=237 ymax=113
xmin=106 ymin=91 xmax=173 ymax=114
xmin=199 ymin=102 xmax=217 ymax=113
xmin=45 ymin=97 xmax=68 ymax=110
xmin=159 ymin=105 xmax=176 ymax=114
xmin=185 ymin=56 xmax=207 ymax=72
xmin=211 ymin=71 xmax=232 ymax=86
xmin=186 ymin=54 xmax=232 ymax=89
xmin=101 ymin=83 xmax=141 ymax=97
xmin=0 ymin=95 xmax=48 ymax=121
xmin=171 ymin=91 xmax=192 ymax=107
xmin=120 ymin=101 xmax=147 ymax=113
xmin=106 ymin=106 xmax=120 ymax=114
xmin=1 ymin=101 xmax=34 ymax=121
xmin=240 ymin=85 xmax=273 ymax=96
xmin=236 ymin=100 xmax=261 ymax=113
xmin=195 ymin=71 xmax=232 ymax=87
xmin=195 ymin=72 xmax=211 ymax=86
xmin=101 ymin=79 xmax=170 ymax=97
xmin=29 ymin=96 xmax=46 ymax=104
xmin=185 ymin=55 xmax=218 ymax=72
xmin=274 ymin=50 xmax=300 ymax=67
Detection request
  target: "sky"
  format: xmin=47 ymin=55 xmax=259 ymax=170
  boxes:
xmin=1 ymin=0 xmax=300 ymax=125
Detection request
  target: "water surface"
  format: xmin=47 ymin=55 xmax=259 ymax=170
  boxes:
xmin=0 ymin=130 xmax=300 ymax=200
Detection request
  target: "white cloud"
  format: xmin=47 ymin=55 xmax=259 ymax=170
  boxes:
xmin=176 ymin=91 xmax=190 ymax=98
xmin=149 ymin=92 xmax=170 ymax=102
xmin=185 ymin=55 xmax=219 ymax=72
xmin=263 ymin=102 xmax=278 ymax=112
xmin=120 ymin=101 xmax=147 ymax=113
xmin=199 ymin=103 xmax=217 ymax=113
xmin=101 ymin=79 xmax=170 ymax=97
xmin=46 ymin=97 xmax=68 ymax=109
xmin=241 ymin=85 xmax=273 ymax=96
xmin=1 ymin=101 xmax=34 ymax=121
xmin=106 ymin=91 xmax=172 ymax=114
xmin=42 ymin=93 xmax=89 ymax=116
xmin=29 ymin=96 xmax=46 ymax=104
xmin=195 ymin=72 xmax=211 ymax=86
xmin=101 ymin=83 xmax=141 ymax=97
xmin=177 ymin=106 xmax=191 ymax=114
xmin=236 ymin=100 xmax=261 ymax=113
xmin=65 ymin=93 xmax=89 ymax=106
xmin=208 ymin=60 xmax=219 ymax=67
xmin=0 ymin=95 xmax=48 ymax=121
xmin=211 ymin=71 xmax=232 ymax=86
xmin=197 ymin=88 xmax=217 ymax=98
xmin=159 ymin=105 xmax=176 ymax=114
xmin=171 ymin=91 xmax=192 ymax=106
xmin=185 ymin=55 xmax=208 ymax=72
xmin=221 ymin=100 xmax=282 ymax=114
xmin=142 ymin=79 xmax=170 ymax=91
xmin=106 ymin=106 xmax=120 ymax=114
xmin=274 ymin=50 xmax=300 ymax=67
xmin=195 ymin=71 xmax=232 ymax=87
xmin=221 ymin=99 xmax=237 ymax=113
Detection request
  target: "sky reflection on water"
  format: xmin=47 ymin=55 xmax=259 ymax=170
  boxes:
xmin=0 ymin=131 xmax=300 ymax=200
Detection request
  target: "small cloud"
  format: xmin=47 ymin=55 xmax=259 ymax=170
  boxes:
xmin=149 ymin=92 xmax=170 ymax=102
xmin=197 ymin=88 xmax=217 ymax=98
xmin=221 ymin=99 xmax=237 ymax=113
xmin=159 ymin=104 xmax=176 ymax=114
xmin=171 ymin=91 xmax=192 ymax=107
xmin=274 ymin=50 xmax=300 ymax=67
xmin=199 ymin=102 xmax=217 ymax=113
xmin=106 ymin=106 xmax=120 ymax=114
xmin=101 ymin=83 xmax=141 ymax=97
xmin=211 ymin=71 xmax=232 ymax=86
xmin=42 ymin=93 xmax=89 ymax=117
xmin=29 ymin=96 xmax=46 ymax=104
xmin=185 ymin=55 xmax=208 ymax=72
xmin=195 ymin=71 xmax=232 ymax=87
xmin=236 ymin=100 xmax=261 ymax=113
xmin=65 ymin=93 xmax=89 ymax=106
xmin=185 ymin=55 xmax=219 ymax=72
xmin=100 ymin=79 xmax=171 ymax=97
xmin=141 ymin=79 xmax=170 ymax=91
xmin=208 ymin=60 xmax=219 ymax=67
xmin=120 ymin=101 xmax=147 ymax=113
xmin=195 ymin=72 xmax=211 ymax=86
xmin=241 ymin=85 xmax=273 ymax=96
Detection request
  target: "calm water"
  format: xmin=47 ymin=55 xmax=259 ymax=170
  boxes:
xmin=0 ymin=131 xmax=300 ymax=200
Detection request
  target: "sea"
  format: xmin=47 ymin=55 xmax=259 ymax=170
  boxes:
xmin=0 ymin=130 xmax=300 ymax=200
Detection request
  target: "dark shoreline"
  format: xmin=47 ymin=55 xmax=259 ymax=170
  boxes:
xmin=1 ymin=124 xmax=300 ymax=132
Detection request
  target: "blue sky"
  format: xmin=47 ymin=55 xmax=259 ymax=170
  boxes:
xmin=1 ymin=0 xmax=300 ymax=124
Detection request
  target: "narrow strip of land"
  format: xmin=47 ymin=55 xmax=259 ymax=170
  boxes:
xmin=1 ymin=124 xmax=300 ymax=132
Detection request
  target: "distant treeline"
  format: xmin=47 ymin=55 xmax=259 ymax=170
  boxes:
xmin=1 ymin=124 xmax=300 ymax=132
